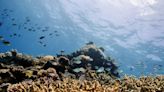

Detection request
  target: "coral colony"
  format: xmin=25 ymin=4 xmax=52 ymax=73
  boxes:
xmin=0 ymin=43 xmax=164 ymax=92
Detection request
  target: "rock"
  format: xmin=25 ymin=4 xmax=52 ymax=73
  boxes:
xmin=0 ymin=69 xmax=15 ymax=84
xmin=0 ymin=83 xmax=11 ymax=92
xmin=40 ymin=55 xmax=55 ymax=62
xmin=79 ymin=44 xmax=106 ymax=60
xmin=47 ymin=68 xmax=59 ymax=80
xmin=58 ymin=56 xmax=69 ymax=66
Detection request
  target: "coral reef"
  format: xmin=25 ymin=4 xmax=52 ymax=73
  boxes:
xmin=0 ymin=43 xmax=164 ymax=92
xmin=7 ymin=76 xmax=164 ymax=92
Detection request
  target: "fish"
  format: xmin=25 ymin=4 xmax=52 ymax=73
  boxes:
xmin=3 ymin=9 xmax=8 ymax=12
xmin=2 ymin=40 xmax=11 ymax=46
xmin=0 ymin=22 xmax=3 ymax=26
xmin=24 ymin=27 xmax=27 ymax=29
xmin=28 ymin=28 xmax=32 ymax=31
xmin=39 ymin=36 xmax=45 ymax=39
xmin=43 ymin=44 xmax=46 ymax=47
xmin=13 ymin=33 xmax=17 ymax=36
xmin=42 ymin=29 xmax=46 ymax=32
xmin=49 ymin=33 xmax=53 ymax=36
xmin=55 ymin=34 xmax=59 ymax=36
xmin=9 ymin=35 xmax=13 ymax=37
xmin=54 ymin=30 xmax=57 ymax=33
xmin=73 ymin=67 xmax=85 ymax=73
xmin=32 ymin=29 xmax=36 ymax=32
xmin=9 ymin=10 xmax=13 ymax=12
xmin=25 ymin=17 xmax=30 ymax=22
xmin=18 ymin=34 xmax=21 ymax=37
xmin=11 ymin=18 xmax=15 ymax=21
xmin=38 ymin=41 xmax=43 ymax=44
xmin=12 ymin=23 xmax=17 ymax=26
xmin=0 ymin=36 xmax=3 ymax=40
xmin=45 ymin=26 xmax=49 ymax=29
xmin=96 ymin=67 xmax=104 ymax=73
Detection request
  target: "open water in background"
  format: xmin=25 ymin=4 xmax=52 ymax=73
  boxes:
xmin=0 ymin=0 xmax=164 ymax=77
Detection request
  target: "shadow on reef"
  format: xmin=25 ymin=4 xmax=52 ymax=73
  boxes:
xmin=0 ymin=43 xmax=120 ymax=91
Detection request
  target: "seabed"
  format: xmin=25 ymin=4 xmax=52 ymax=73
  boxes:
xmin=0 ymin=43 xmax=163 ymax=92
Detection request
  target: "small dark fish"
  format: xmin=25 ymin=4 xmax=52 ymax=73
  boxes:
xmin=39 ymin=36 xmax=45 ymax=39
xmin=26 ymin=19 xmax=30 ymax=22
xmin=9 ymin=35 xmax=13 ymax=37
xmin=24 ymin=22 xmax=27 ymax=25
xmin=49 ymin=33 xmax=53 ymax=36
xmin=38 ymin=41 xmax=43 ymax=44
xmin=11 ymin=18 xmax=15 ymax=21
xmin=5 ymin=14 xmax=9 ymax=17
xmin=0 ymin=36 xmax=3 ymax=40
xmin=13 ymin=33 xmax=17 ymax=36
xmin=28 ymin=28 xmax=32 ymax=31
xmin=0 ymin=22 xmax=3 ymax=26
xmin=43 ymin=44 xmax=46 ymax=47
xmin=24 ymin=27 xmax=27 ymax=29
xmin=25 ymin=17 xmax=30 ymax=22
xmin=3 ymin=9 xmax=8 ymax=11
xmin=9 ymin=10 xmax=13 ymax=12
xmin=42 ymin=29 xmax=47 ymax=32
xmin=2 ymin=40 xmax=11 ymax=46
xmin=18 ymin=34 xmax=21 ymax=37
xmin=61 ymin=50 xmax=64 ymax=53
xmin=45 ymin=26 xmax=49 ymax=29
xmin=158 ymin=65 xmax=162 ymax=67
xmin=86 ymin=41 xmax=94 ymax=45
xmin=54 ymin=30 xmax=57 ymax=33
xmin=12 ymin=23 xmax=17 ymax=26
xmin=55 ymin=34 xmax=59 ymax=36
xmin=18 ymin=25 xmax=21 ymax=30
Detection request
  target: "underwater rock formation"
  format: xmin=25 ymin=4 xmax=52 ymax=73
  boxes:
xmin=0 ymin=43 xmax=121 ymax=91
xmin=69 ymin=42 xmax=120 ymax=77
xmin=1 ymin=43 xmax=163 ymax=91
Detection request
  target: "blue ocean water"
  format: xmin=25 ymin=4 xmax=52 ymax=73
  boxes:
xmin=0 ymin=0 xmax=164 ymax=77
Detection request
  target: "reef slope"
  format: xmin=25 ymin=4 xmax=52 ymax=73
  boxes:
xmin=0 ymin=43 xmax=163 ymax=92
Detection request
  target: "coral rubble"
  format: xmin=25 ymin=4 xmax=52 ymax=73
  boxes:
xmin=0 ymin=43 xmax=163 ymax=92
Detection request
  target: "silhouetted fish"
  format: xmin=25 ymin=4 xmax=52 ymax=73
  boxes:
xmin=24 ymin=27 xmax=27 ymax=29
xmin=25 ymin=17 xmax=30 ymax=22
xmin=13 ymin=33 xmax=17 ymax=36
xmin=38 ymin=41 xmax=43 ymax=44
xmin=12 ymin=23 xmax=17 ymax=26
xmin=0 ymin=36 xmax=3 ymax=40
xmin=28 ymin=28 xmax=32 ymax=31
xmin=11 ymin=18 xmax=15 ymax=21
xmin=0 ymin=22 xmax=2 ymax=26
xmin=54 ymin=30 xmax=57 ymax=33
xmin=42 ymin=29 xmax=46 ymax=32
xmin=2 ymin=40 xmax=11 ymax=46
xmin=55 ymin=34 xmax=59 ymax=36
xmin=86 ymin=41 xmax=94 ymax=45
xmin=9 ymin=35 xmax=13 ymax=37
xmin=3 ymin=9 xmax=8 ymax=12
xmin=39 ymin=36 xmax=45 ymax=39
xmin=49 ymin=33 xmax=53 ymax=36
xmin=43 ymin=44 xmax=46 ymax=47
xmin=18 ymin=34 xmax=21 ymax=37
xmin=9 ymin=10 xmax=13 ymax=12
